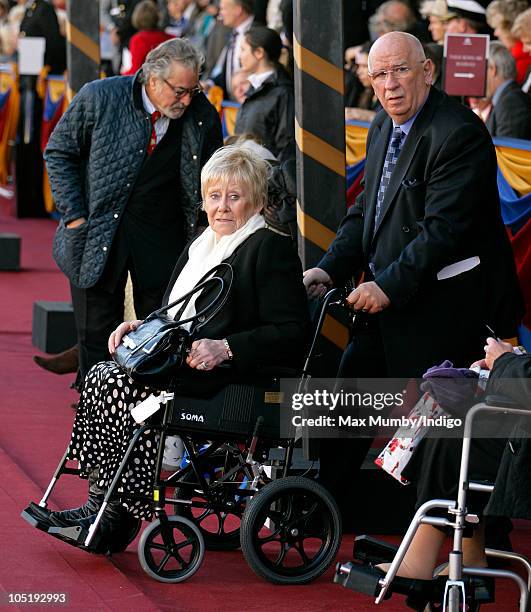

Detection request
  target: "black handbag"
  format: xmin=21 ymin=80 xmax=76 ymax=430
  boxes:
xmin=113 ymin=263 xmax=233 ymax=389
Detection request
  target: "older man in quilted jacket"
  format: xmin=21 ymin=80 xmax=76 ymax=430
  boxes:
xmin=45 ymin=38 xmax=223 ymax=381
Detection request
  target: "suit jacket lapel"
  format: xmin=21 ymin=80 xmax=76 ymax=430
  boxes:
xmin=362 ymin=120 xmax=391 ymax=254
xmin=370 ymin=88 xmax=439 ymax=243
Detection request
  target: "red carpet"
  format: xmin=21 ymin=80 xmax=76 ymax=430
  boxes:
xmin=0 ymin=202 xmax=529 ymax=611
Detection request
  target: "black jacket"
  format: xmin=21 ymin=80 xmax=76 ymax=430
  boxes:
xmin=45 ymin=73 xmax=222 ymax=288
xmin=235 ymin=68 xmax=295 ymax=162
xmin=162 ymin=228 xmax=310 ymax=376
xmin=486 ymin=80 xmax=531 ymax=140
xmin=319 ymin=87 xmax=523 ymax=377
xmin=485 ymin=352 xmax=531 ymax=520
xmin=20 ymin=0 xmax=66 ymax=73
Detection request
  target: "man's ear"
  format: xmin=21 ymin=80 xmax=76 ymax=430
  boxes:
xmin=424 ymin=58 xmax=435 ymax=85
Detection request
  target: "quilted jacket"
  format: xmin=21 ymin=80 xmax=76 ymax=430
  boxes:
xmin=45 ymin=73 xmax=222 ymax=289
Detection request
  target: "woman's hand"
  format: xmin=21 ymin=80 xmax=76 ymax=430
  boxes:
xmin=186 ymin=339 xmax=229 ymax=371
xmin=484 ymin=337 xmax=514 ymax=370
xmin=108 ymin=320 xmax=144 ymax=355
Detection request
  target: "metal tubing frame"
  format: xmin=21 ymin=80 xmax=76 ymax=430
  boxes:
xmin=39 ymin=446 xmax=71 ymax=506
xmin=485 ymin=548 xmax=531 ymax=590
xmin=461 ymin=567 xmax=528 ymax=611
xmin=84 ymin=424 xmax=150 ymax=546
xmin=374 ymin=498 xmax=456 ymax=603
xmin=376 ymin=401 xmax=531 ymax=608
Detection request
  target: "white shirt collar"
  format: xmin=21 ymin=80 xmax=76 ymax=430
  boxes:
xmin=235 ymin=15 xmax=254 ymax=36
xmin=141 ymin=84 xmax=156 ymax=115
xmin=248 ymin=70 xmax=274 ymax=91
xmin=184 ymin=3 xmax=195 ymax=20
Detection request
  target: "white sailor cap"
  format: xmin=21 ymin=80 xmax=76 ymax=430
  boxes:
xmin=446 ymin=0 xmax=487 ymax=22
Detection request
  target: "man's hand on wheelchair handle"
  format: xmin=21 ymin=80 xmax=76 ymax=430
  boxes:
xmin=303 ymin=267 xmax=333 ymax=299
xmin=108 ymin=320 xmax=144 ymax=355
xmin=346 ymin=281 xmax=390 ymax=314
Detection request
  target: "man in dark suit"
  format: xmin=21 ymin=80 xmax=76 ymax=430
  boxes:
xmin=19 ymin=0 xmax=66 ymax=73
xmin=45 ymin=38 xmax=223 ymax=381
xmin=16 ymin=0 xmax=66 ymax=217
xmin=486 ymin=41 xmax=531 ymax=140
xmin=208 ymin=0 xmax=254 ymax=99
xmin=304 ymin=31 xmax=522 ymax=493
xmin=305 ymin=31 xmax=521 ymax=378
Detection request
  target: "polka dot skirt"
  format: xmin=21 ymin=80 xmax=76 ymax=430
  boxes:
xmin=68 ymin=361 xmax=160 ymax=519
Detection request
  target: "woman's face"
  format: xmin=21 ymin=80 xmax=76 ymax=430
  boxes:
xmin=204 ymin=179 xmax=260 ymax=239
xmin=355 ymin=52 xmax=370 ymax=87
xmin=428 ymin=15 xmax=446 ymax=43
xmin=494 ymin=25 xmax=516 ymax=50
xmin=240 ymin=38 xmax=260 ymax=73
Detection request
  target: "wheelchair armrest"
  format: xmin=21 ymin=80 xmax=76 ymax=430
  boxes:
xmin=485 ymin=394 xmax=525 ymax=410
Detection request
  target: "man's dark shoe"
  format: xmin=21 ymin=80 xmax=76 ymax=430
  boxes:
xmin=33 ymin=345 xmax=79 ymax=375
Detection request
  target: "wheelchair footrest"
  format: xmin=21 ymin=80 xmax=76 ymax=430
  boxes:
xmin=353 ymin=535 xmax=399 ymax=564
xmin=334 ymin=562 xmax=383 ymax=596
xmin=21 ymin=504 xmax=88 ymax=548
xmin=334 ymin=559 xmax=496 ymax=609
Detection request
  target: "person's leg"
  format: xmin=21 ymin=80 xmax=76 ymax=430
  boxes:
xmin=462 ymin=523 xmax=488 ymax=568
xmin=70 ymin=276 xmax=126 ymax=380
xmin=319 ymin=318 xmax=388 ymax=517
xmin=131 ymin=282 xmax=166 ymax=320
xmin=380 ymin=523 xmax=487 ymax=580
xmin=378 ymin=524 xmax=446 ymax=580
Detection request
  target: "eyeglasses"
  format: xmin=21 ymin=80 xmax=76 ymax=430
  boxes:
xmin=369 ymin=61 xmax=426 ymax=84
xmin=162 ymin=78 xmax=203 ymax=99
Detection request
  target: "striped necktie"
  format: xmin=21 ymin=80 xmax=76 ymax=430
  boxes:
xmin=374 ymin=126 xmax=405 ymax=231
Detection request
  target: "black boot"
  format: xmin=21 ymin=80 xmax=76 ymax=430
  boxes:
xmin=30 ymin=468 xmax=104 ymax=524
xmin=37 ymin=501 xmax=139 ymax=555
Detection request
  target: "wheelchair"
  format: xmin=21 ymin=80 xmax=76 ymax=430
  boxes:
xmin=334 ymin=395 xmax=531 ymax=611
xmin=22 ymin=288 xmax=348 ymax=585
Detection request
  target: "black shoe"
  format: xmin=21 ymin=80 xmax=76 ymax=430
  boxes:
xmin=36 ymin=504 xmax=138 ymax=554
xmin=29 ymin=496 xmax=102 ymax=525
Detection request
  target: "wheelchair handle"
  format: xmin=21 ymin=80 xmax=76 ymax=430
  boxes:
xmin=301 ymin=285 xmax=353 ymax=378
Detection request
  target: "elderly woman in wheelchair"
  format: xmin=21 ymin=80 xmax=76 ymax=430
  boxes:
xmin=23 ymin=145 xmax=313 ymax=567
xmin=336 ymin=338 xmax=531 ymax=610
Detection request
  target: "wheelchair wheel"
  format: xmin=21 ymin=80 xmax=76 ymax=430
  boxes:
xmin=240 ymin=476 xmax=341 ymax=585
xmin=138 ymin=515 xmax=204 ymax=583
xmin=173 ymin=451 xmax=249 ymax=551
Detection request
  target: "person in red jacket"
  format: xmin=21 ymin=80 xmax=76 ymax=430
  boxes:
xmin=486 ymin=0 xmax=531 ymax=86
xmin=122 ymin=0 xmax=175 ymax=76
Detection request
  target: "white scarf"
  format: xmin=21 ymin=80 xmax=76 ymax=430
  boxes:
xmin=167 ymin=213 xmax=266 ymax=327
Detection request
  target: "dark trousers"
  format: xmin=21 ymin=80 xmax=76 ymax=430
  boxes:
xmin=319 ymin=316 xmax=388 ymax=513
xmin=70 ymin=266 xmax=166 ymax=381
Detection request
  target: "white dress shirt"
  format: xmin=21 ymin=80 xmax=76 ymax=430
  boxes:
xmin=142 ymin=85 xmax=170 ymax=146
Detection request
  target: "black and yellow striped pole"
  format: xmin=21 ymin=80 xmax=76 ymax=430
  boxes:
xmin=293 ymin=1 xmax=349 ymax=356
xmin=66 ymin=0 xmax=100 ymax=101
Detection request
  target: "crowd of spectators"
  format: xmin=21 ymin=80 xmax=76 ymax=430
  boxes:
xmin=344 ymin=0 xmax=531 ymax=140
xmin=3 ymin=0 xmax=531 ymax=146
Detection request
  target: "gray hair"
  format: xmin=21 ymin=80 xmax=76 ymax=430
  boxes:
xmin=489 ymin=41 xmax=517 ymax=80
xmin=140 ymin=38 xmax=203 ymax=82
xmin=201 ymin=145 xmax=270 ymax=212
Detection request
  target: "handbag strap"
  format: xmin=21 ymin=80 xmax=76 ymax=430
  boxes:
xmin=146 ymin=263 xmax=233 ymax=332
xmin=191 ymin=262 xmax=234 ymax=333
